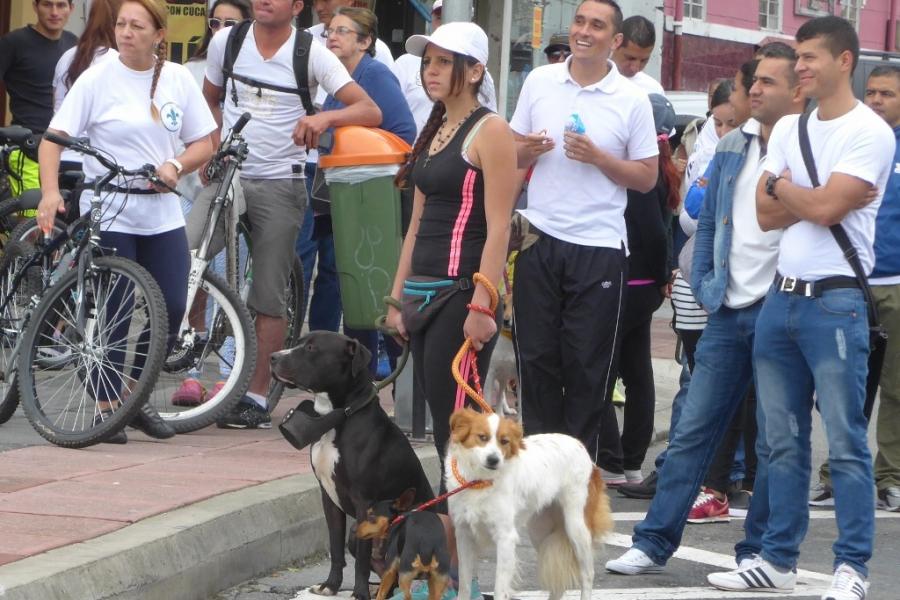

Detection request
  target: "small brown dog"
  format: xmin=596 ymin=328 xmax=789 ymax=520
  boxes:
xmin=357 ymin=489 xmax=450 ymax=600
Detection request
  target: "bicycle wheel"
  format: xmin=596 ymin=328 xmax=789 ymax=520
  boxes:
xmin=9 ymin=216 xmax=67 ymax=246
xmin=0 ymin=241 xmax=40 ymax=425
xmin=151 ymin=269 xmax=257 ymax=433
xmin=17 ymin=255 xmax=168 ymax=447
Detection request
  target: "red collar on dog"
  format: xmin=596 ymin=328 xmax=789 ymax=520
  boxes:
xmin=388 ymin=460 xmax=491 ymax=528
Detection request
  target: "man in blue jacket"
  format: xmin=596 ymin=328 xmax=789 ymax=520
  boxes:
xmin=606 ymin=42 xmax=806 ymax=578
xmin=863 ymin=65 xmax=900 ymax=511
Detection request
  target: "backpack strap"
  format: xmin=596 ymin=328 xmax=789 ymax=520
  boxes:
xmin=221 ymin=21 xmax=315 ymax=116
xmin=294 ymin=29 xmax=316 ymax=116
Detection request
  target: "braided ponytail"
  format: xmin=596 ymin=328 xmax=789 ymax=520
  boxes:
xmin=149 ymin=39 xmax=167 ymax=121
xmin=395 ymin=101 xmax=446 ymax=188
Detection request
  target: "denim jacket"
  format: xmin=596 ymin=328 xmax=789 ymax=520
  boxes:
xmin=690 ymin=124 xmax=756 ymax=314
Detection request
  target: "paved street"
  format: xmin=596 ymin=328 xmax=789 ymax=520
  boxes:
xmin=214 ymin=420 xmax=900 ymax=600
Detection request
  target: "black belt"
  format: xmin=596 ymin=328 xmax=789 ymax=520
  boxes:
xmin=773 ymin=273 xmax=860 ymax=297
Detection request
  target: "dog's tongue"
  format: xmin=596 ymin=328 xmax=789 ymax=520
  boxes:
xmin=279 ymin=404 xmax=347 ymax=451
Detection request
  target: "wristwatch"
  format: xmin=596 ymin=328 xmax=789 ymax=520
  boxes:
xmin=165 ymin=157 xmax=184 ymax=175
xmin=765 ymin=174 xmax=782 ymax=199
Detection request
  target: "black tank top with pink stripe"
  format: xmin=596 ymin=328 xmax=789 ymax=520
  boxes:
xmin=411 ymin=106 xmax=491 ymax=279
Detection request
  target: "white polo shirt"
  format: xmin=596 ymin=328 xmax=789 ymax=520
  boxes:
xmin=626 ymin=70 xmax=664 ymax=96
xmin=764 ymin=103 xmax=895 ymax=280
xmin=510 ymin=59 xmax=658 ymax=248
xmin=206 ymin=24 xmax=354 ymax=179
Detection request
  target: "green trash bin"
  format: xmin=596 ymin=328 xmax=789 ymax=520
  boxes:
xmin=319 ymin=126 xmax=411 ymax=330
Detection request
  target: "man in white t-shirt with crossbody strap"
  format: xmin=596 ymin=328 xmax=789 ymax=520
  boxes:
xmin=510 ymin=0 xmax=658 ymax=471
xmin=611 ymin=14 xmax=664 ymax=96
xmin=197 ymin=0 xmax=381 ymax=429
xmin=707 ymin=16 xmax=894 ymax=600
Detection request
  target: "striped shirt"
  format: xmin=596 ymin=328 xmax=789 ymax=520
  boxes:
xmin=672 ymin=272 xmax=707 ymax=330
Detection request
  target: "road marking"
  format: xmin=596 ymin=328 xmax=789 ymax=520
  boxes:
xmin=613 ymin=511 xmax=900 ymax=522
xmin=604 ymin=532 xmax=833 ymax=584
xmin=516 ymin=587 xmax=824 ymax=599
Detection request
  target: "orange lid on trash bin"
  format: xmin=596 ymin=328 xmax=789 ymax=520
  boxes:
xmin=318 ymin=126 xmax=412 ymax=168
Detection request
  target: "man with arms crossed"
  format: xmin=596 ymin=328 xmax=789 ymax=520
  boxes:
xmin=605 ymin=42 xmax=804 ymax=579
xmin=707 ymin=16 xmax=894 ymax=600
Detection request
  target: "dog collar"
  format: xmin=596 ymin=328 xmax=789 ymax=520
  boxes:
xmin=343 ymin=385 xmax=379 ymax=417
xmin=450 ymin=458 xmax=492 ymax=491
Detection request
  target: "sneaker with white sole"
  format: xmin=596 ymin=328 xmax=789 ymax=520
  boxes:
xmin=737 ymin=554 xmax=760 ymax=569
xmin=707 ymin=556 xmax=796 ymax=592
xmin=601 ymin=468 xmax=627 ymax=487
xmin=822 ymin=563 xmax=868 ymax=600
xmin=605 ymin=547 xmax=664 ymax=575
xmin=877 ymin=486 xmax=900 ymax=512
xmin=687 ymin=488 xmax=730 ymax=523
xmin=809 ymin=481 xmax=835 ymax=506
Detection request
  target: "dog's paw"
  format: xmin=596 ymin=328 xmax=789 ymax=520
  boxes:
xmin=309 ymin=584 xmax=339 ymax=596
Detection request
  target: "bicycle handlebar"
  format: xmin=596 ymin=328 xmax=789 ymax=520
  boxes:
xmin=44 ymin=131 xmax=177 ymax=194
xmin=232 ymin=112 xmax=251 ymax=136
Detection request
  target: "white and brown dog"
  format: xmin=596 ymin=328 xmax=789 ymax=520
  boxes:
xmin=446 ymin=408 xmax=612 ymax=600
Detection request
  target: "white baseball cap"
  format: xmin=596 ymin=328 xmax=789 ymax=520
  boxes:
xmin=432 ymin=0 xmax=442 ymax=10
xmin=405 ymin=22 xmax=489 ymax=66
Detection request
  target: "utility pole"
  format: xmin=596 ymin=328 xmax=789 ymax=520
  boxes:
xmin=441 ymin=0 xmax=472 ymax=23
xmin=672 ymin=0 xmax=683 ymax=91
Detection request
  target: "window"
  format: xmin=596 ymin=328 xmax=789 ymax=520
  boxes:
xmin=685 ymin=0 xmax=705 ymax=20
xmin=841 ymin=0 xmax=866 ymax=30
xmin=759 ymin=0 xmax=781 ymax=30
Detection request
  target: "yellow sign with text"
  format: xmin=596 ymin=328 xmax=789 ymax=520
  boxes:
xmin=166 ymin=0 xmax=207 ymax=64
xmin=531 ymin=6 xmax=543 ymax=50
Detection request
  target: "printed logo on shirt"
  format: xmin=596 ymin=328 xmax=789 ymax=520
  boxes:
xmin=894 ymin=161 xmax=900 ymax=175
xmin=160 ymin=102 xmax=184 ymax=132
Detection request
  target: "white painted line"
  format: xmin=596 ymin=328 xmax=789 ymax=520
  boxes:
xmin=515 ymin=587 xmax=824 ymax=599
xmin=604 ymin=532 xmax=833 ymax=584
xmin=613 ymin=510 xmax=900 ymax=522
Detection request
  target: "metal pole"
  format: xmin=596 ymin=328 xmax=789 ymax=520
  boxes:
xmin=672 ymin=0 xmax=684 ymax=91
xmin=498 ymin=0 xmax=513 ymax=118
xmin=442 ymin=0 xmax=472 ymax=24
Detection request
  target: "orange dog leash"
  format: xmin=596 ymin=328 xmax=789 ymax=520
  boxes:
xmin=451 ymin=272 xmax=499 ymax=414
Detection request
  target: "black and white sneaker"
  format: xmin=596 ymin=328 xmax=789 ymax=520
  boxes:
xmin=809 ymin=482 xmax=835 ymax=506
xmin=822 ymin=563 xmax=868 ymax=600
xmin=707 ymin=557 xmax=796 ymax=593
xmin=877 ymin=486 xmax=900 ymax=512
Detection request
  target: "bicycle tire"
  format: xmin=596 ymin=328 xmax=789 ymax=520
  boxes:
xmin=0 ymin=240 xmax=40 ymax=425
xmin=0 ymin=196 xmax=23 ymax=236
xmin=263 ymin=254 xmax=304 ymax=413
xmin=9 ymin=217 xmax=67 ymax=246
xmin=152 ymin=269 xmax=257 ymax=433
xmin=17 ymin=255 xmax=169 ymax=448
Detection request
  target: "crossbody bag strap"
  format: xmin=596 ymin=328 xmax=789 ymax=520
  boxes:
xmin=797 ymin=111 xmax=882 ymax=329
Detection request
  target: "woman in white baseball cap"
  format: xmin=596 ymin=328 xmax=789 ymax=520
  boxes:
xmin=385 ymin=21 xmax=518 ymax=508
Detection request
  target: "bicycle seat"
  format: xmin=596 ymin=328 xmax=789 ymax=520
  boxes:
xmin=0 ymin=126 xmax=37 ymax=148
xmin=16 ymin=189 xmax=42 ymax=211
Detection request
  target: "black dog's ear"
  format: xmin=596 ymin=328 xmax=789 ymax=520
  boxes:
xmin=346 ymin=338 xmax=373 ymax=378
xmin=393 ymin=488 xmax=417 ymax=512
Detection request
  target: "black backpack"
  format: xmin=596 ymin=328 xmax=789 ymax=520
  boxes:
xmin=221 ymin=20 xmax=316 ymax=116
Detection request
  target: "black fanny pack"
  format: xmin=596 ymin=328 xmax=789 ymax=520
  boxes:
xmin=401 ymin=276 xmax=472 ymax=334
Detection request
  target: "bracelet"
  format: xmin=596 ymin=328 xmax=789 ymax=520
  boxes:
xmin=467 ymin=303 xmax=495 ymax=319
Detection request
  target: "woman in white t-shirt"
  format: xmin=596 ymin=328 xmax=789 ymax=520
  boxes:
xmin=52 ymin=0 xmax=121 ymax=171
xmin=37 ymin=0 xmax=216 ymax=442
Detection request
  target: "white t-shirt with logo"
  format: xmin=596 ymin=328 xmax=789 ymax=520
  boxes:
xmin=510 ymin=60 xmax=659 ymax=248
xmin=724 ymin=119 xmax=782 ymax=308
xmin=764 ymin=103 xmax=895 ymax=280
xmin=205 ymin=24 xmax=354 ymax=178
xmin=626 ymin=70 xmax=664 ymax=96
xmin=50 ymin=57 xmax=216 ymax=235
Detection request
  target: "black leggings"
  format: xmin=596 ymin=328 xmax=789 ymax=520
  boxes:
xmin=409 ymin=287 xmax=500 ymax=507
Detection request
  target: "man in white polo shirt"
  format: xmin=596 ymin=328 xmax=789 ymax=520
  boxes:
xmin=198 ymin=0 xmax=381 ymax=428
xmin=707 ymin=16 xmax=894 ymax=598
xmin=611 ymin=15 xmax=664 ymax=95
xmin=510 ymin=0 xmax=658 ymax=469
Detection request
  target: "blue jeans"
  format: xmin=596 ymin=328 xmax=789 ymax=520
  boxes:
xmin=633 ymin=302 xmax=769 ymax=565
xmin=296 ymin=163 xmax=341 ymax=331
xmin=655 ymin=361 xmax=690 ymax=470
xmin=754 ymin=287 xmax=873 ymax=576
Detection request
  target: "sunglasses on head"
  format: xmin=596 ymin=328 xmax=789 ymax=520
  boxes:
xmin=208 ymin=17 xmax=239 ymax=30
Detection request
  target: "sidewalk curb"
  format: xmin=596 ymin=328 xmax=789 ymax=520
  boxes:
xmin=0 ymin=447 xmax=441 ymax=600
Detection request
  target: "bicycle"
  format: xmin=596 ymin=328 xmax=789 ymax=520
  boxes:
xmin=145 ymin=113 xmax=260 ymax=432
xmin=8 ymin=132 xmax=169 ymax=447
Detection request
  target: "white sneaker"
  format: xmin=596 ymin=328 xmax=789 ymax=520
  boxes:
xmin=737 ymin=554 xmax=760 ymax=569
xmin=605 ymin=547 xmax=664 ymax=575
xmin=601 ymin=469 xmax=627 ymax=486
xmin=822 ymin=564 xmax=868 ymax=600
xmin=624 ymin=469 xmax=643 ymax=484
xmin=707 ymin=556 xmax=796 ymax=592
